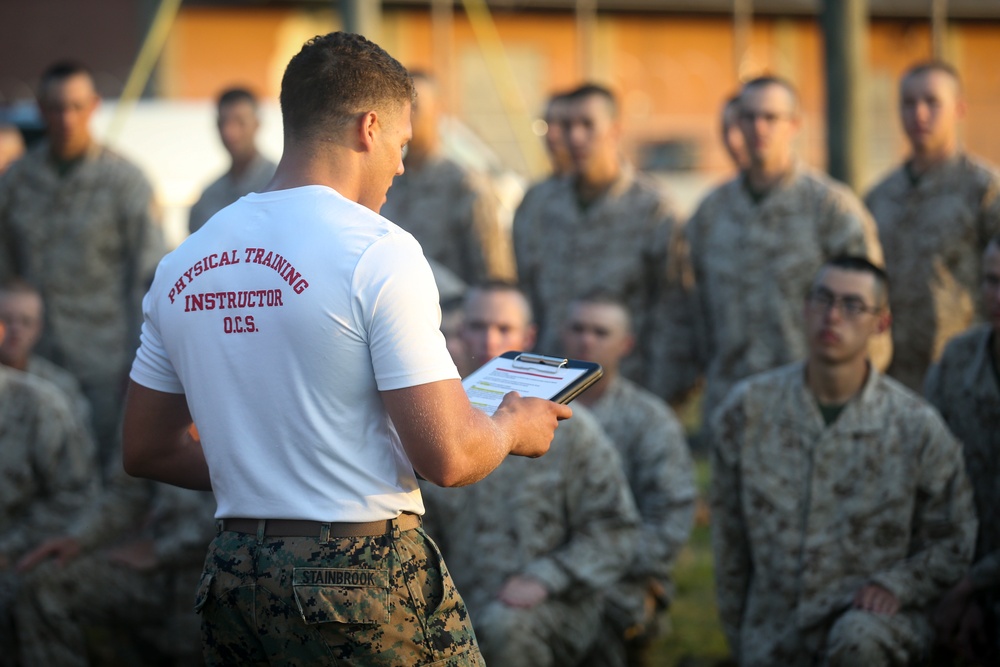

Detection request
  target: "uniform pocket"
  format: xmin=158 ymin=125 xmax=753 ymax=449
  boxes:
xmin=193 ymin=571 xmax=214 ymax=614
xmin=292 ymin=567 xmax=390 ymax=625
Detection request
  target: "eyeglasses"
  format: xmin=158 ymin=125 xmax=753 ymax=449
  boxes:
xmin=806 ymin=288 xmax=880 ymax=319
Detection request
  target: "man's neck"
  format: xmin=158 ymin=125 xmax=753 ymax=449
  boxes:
xmin=805 ymin=357 xmax=868 ymax=405
xmin=746 ymin=155 xmax=793 ymax=193
xmin=50 ymin=140 xmax=91 ymax=164
xmin=909 ymin=144 xmax=958 ymax=178
xmin=576 ymin=368 xmax=616 ymax=407
xmin=230 ymin=150 xmax=259 ymax=179
xmin=575 ymin=162 xmax=620 ymax=205
xmin=0 ymin=355 xmax=28 ymax=372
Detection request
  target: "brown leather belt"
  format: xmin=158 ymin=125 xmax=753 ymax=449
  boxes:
xmin=220 ymin=513 xmax=421 ymax=538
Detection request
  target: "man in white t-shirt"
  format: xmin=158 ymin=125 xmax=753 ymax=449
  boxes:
xmin=121 ymin=32 xmax=570 ymax=667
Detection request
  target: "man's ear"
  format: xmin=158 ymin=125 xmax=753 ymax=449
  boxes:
xmin=357 ymin=110 xmax=379 ymax=153
xmin=874 ymin=310 xmax=892 ymax=336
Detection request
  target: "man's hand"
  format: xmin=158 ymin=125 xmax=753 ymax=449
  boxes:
xmin=16 ymin=536 xmax=82 ymax=572
xmin=933 ymin=576 xmax=974 ymax=643
xmin=853 ymin=583 xmax=900 ymax=616
xmin=107 ymin=539 xmax=159 ymax=571
xmin=493 ymin=392 xmax=572 ymax=459
xmin=497 ymin=574 xmax=549 ymax=609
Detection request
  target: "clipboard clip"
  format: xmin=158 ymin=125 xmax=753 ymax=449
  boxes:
xmin=513 ymin=353 xmax=569 ymax=373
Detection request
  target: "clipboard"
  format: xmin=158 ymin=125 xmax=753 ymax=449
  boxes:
xmin=462 ymin=351 xmax=603 ymax=416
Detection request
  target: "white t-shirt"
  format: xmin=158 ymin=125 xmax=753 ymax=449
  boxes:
xmin=130 ymin=185 xmax=460 ymax=521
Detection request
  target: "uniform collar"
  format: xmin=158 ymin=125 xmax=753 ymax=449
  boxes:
xmin=787 ymin=360 xmax=885 ymax=435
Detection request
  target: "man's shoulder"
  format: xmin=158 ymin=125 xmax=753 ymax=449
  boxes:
xmin=956 ymin=154 xmax=1000 ymax=191
xmin=91 ymin=144 xmax=152 ymax=184
xmin=864 ymin=165 xmax=907 ymax=203
xmin=868 ymin=370 xmax=947 ymax=426
xmin=0 ymin=365 xmax=75 ymax=417
xmin=688 ymin=176 xmax=742 ymax=224
xmin=609 ymin=376 xmax=679 ymax=427
xmin=792 ymin=164 xmax=861 ymax=204
xmin=935 ymin=324 xmax=990 ymax=375
xmin=27 ymin=355 xmax=82 ymax=392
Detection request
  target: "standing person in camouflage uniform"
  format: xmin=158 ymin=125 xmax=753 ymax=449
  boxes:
xmin=562 ymin=290 xmax=695 ymax=667
xmin=514 ymin=83 xmax=691 ymax=402
xmin=865 ymin=62 xmax=1000 ymax=392
xmin=188 ymin=87 xmax=277 ymax=234
xmin=0 ymin=314 xmax=97 ymax=662
xmin=0 ymin=280 xmax=91 ymax=428
xmin=711 ymin=256 xmax=976 ymax=667
xmin=685 ymin=76 xmax=886 ymax=432
xmin=925 ymin=237 xmax=1000 ymax=666
xmin=422 ymin=282 xmax=640 ymax=667
xmin=0 ymin=61 xmax=162 ymax=471
xmin=380 ymin=72 xmax=512 ymax=281
xmin=14 ymin=465 xmax=216 ymax=667
xmin=122 ymin=32 xmax=572 ymax=667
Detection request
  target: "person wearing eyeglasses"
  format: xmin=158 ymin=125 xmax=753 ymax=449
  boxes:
xmin=709 ymin=255 xmax=975 ymax=667
xmin=926 ymin=236 xmax=1000 ymax=666
xmin=683 ymin=77 xmax=888 ymax=449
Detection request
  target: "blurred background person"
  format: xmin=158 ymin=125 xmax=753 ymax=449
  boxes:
xmin=684 ymin=76 xmax=885 ymax=440
xmin=926 ymin=235 xmax=1000 ymax=666
xmin=563 ymin=290 xmax=695 ymax=667
xmin=0 ymin=279 xmax=91 ymax=429
xmin=514 ymin=83 xmax=692 ymax=404
xmin=381 ymin=71 xmax=513 ymax=282
xmin=865 ymin=61 xmax=1000 ymax=393
xmin=422 ymin=281 xmax=639 ymax=667
xmin=0 ymin=61 xmax=163 ymax=473
xmin=0 ymin=124 xmax=25 ymax=175
xmin=188 ymin=86 xmax=276 ymax=234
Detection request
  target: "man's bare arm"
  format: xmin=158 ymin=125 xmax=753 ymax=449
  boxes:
xmin=121 ymin=381 xmax=212 ymax=491
xmin=381 ymin=379 xmax=571 ymax=488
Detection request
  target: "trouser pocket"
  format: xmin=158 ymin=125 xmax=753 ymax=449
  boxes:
xmin=291 ymin=567 xmax=390 ymax=625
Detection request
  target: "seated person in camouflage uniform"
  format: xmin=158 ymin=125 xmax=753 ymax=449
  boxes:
xmin=711 ymin=256 xmax=976 ymax=667
xmin=0 ymin=312 xmax=97 ymax=660
xmin=0 ymin=279 xmax=91 ymax=428
xmin=421 ymin=281 xmax=639 ymax=667
xmin=926 ymin=236 xmax=1000 ymax=666
xmin=561 ymin=290 xmax=695 ymax=667
xmin=15 ymin=459 xmax=216 ymax=667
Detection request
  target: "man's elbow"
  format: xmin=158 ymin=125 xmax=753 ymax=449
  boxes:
xmin=416 ymin=456 xmax=478 ymax=489
xmin=121 ymin=435 xmax=153 ymax=479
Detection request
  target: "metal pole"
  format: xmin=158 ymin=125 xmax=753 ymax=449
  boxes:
xmin=931 ymin=0 xmax=948 ymax=60
xmin=340 ymin=0 xmax=382 ymax=42
xmin=432 ymin=0 xmax=456 ymax=114
xmin=575 ymin=0 xmax=597 ymax=81
xmin=733 ymin=0 xmax=752 ymax=80
xmin=820 ymin=0 xmax=869 ymax=190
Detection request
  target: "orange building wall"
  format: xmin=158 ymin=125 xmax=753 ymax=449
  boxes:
xmin=158 ymin=7 xmax=1000 ymax=184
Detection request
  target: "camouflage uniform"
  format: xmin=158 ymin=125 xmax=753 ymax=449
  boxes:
xmin=686 ymin=165 xmax=885 ymax=429
xmin=581 ymin=376 xmax=696 ymax=666
xmin=188 ymin=153 xmax=277 ymax=233
xmin=192 ymin=519 xmax=483 ymax=667
xmin=0 ymin=141 xmax=162 ymax=469
xmin=513 ymin=166 xmax=692 ymax=401
xmin=925 ymin=324 xmax=1000 ymax=652
xmin=866 ymin=155 xmax=1000 ymax=392
xmin=0 ymin=366 xmax=97 ymax=662
xmin=710 ymin=362 xmax=976 ymax=667
xmin=421 ymin=406 xmax=640 ymax=667
xmin=381 ymin=155 xmax=513 ymax=282
xmin=25 ymin=353 xmax=92 ymax=433
xmin=15 ymin=473 xmax=216 ymax=666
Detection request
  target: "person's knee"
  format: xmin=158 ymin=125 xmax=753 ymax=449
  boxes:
xmin=825 ymin=609 xmax=914 ymax=667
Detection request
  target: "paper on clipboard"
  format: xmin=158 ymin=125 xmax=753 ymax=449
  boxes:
xmin=462 ymin=352 xmax=591 ymax=416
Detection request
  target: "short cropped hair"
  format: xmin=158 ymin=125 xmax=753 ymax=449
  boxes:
xmin=741 ymin=75 xmax=799 ymax=110
xmin=817 ymin=255 xmax=890 ymax=308
xmin=465 ymin=279 xmax=534 ymax=324
xmin=565 ymin=83 xmax=618 ymax=118
xmin=901 ymin=61 xmax=962 ymax=92
xmin=218 ymin=87 xmax=258 ymax=111
xmin=279 ymin=32 xmax=415 ymax=142
xmin=38 ymin=60 xmax=94 ymax=95
xmin=569 ymin=288 xmax=632 ymax=333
